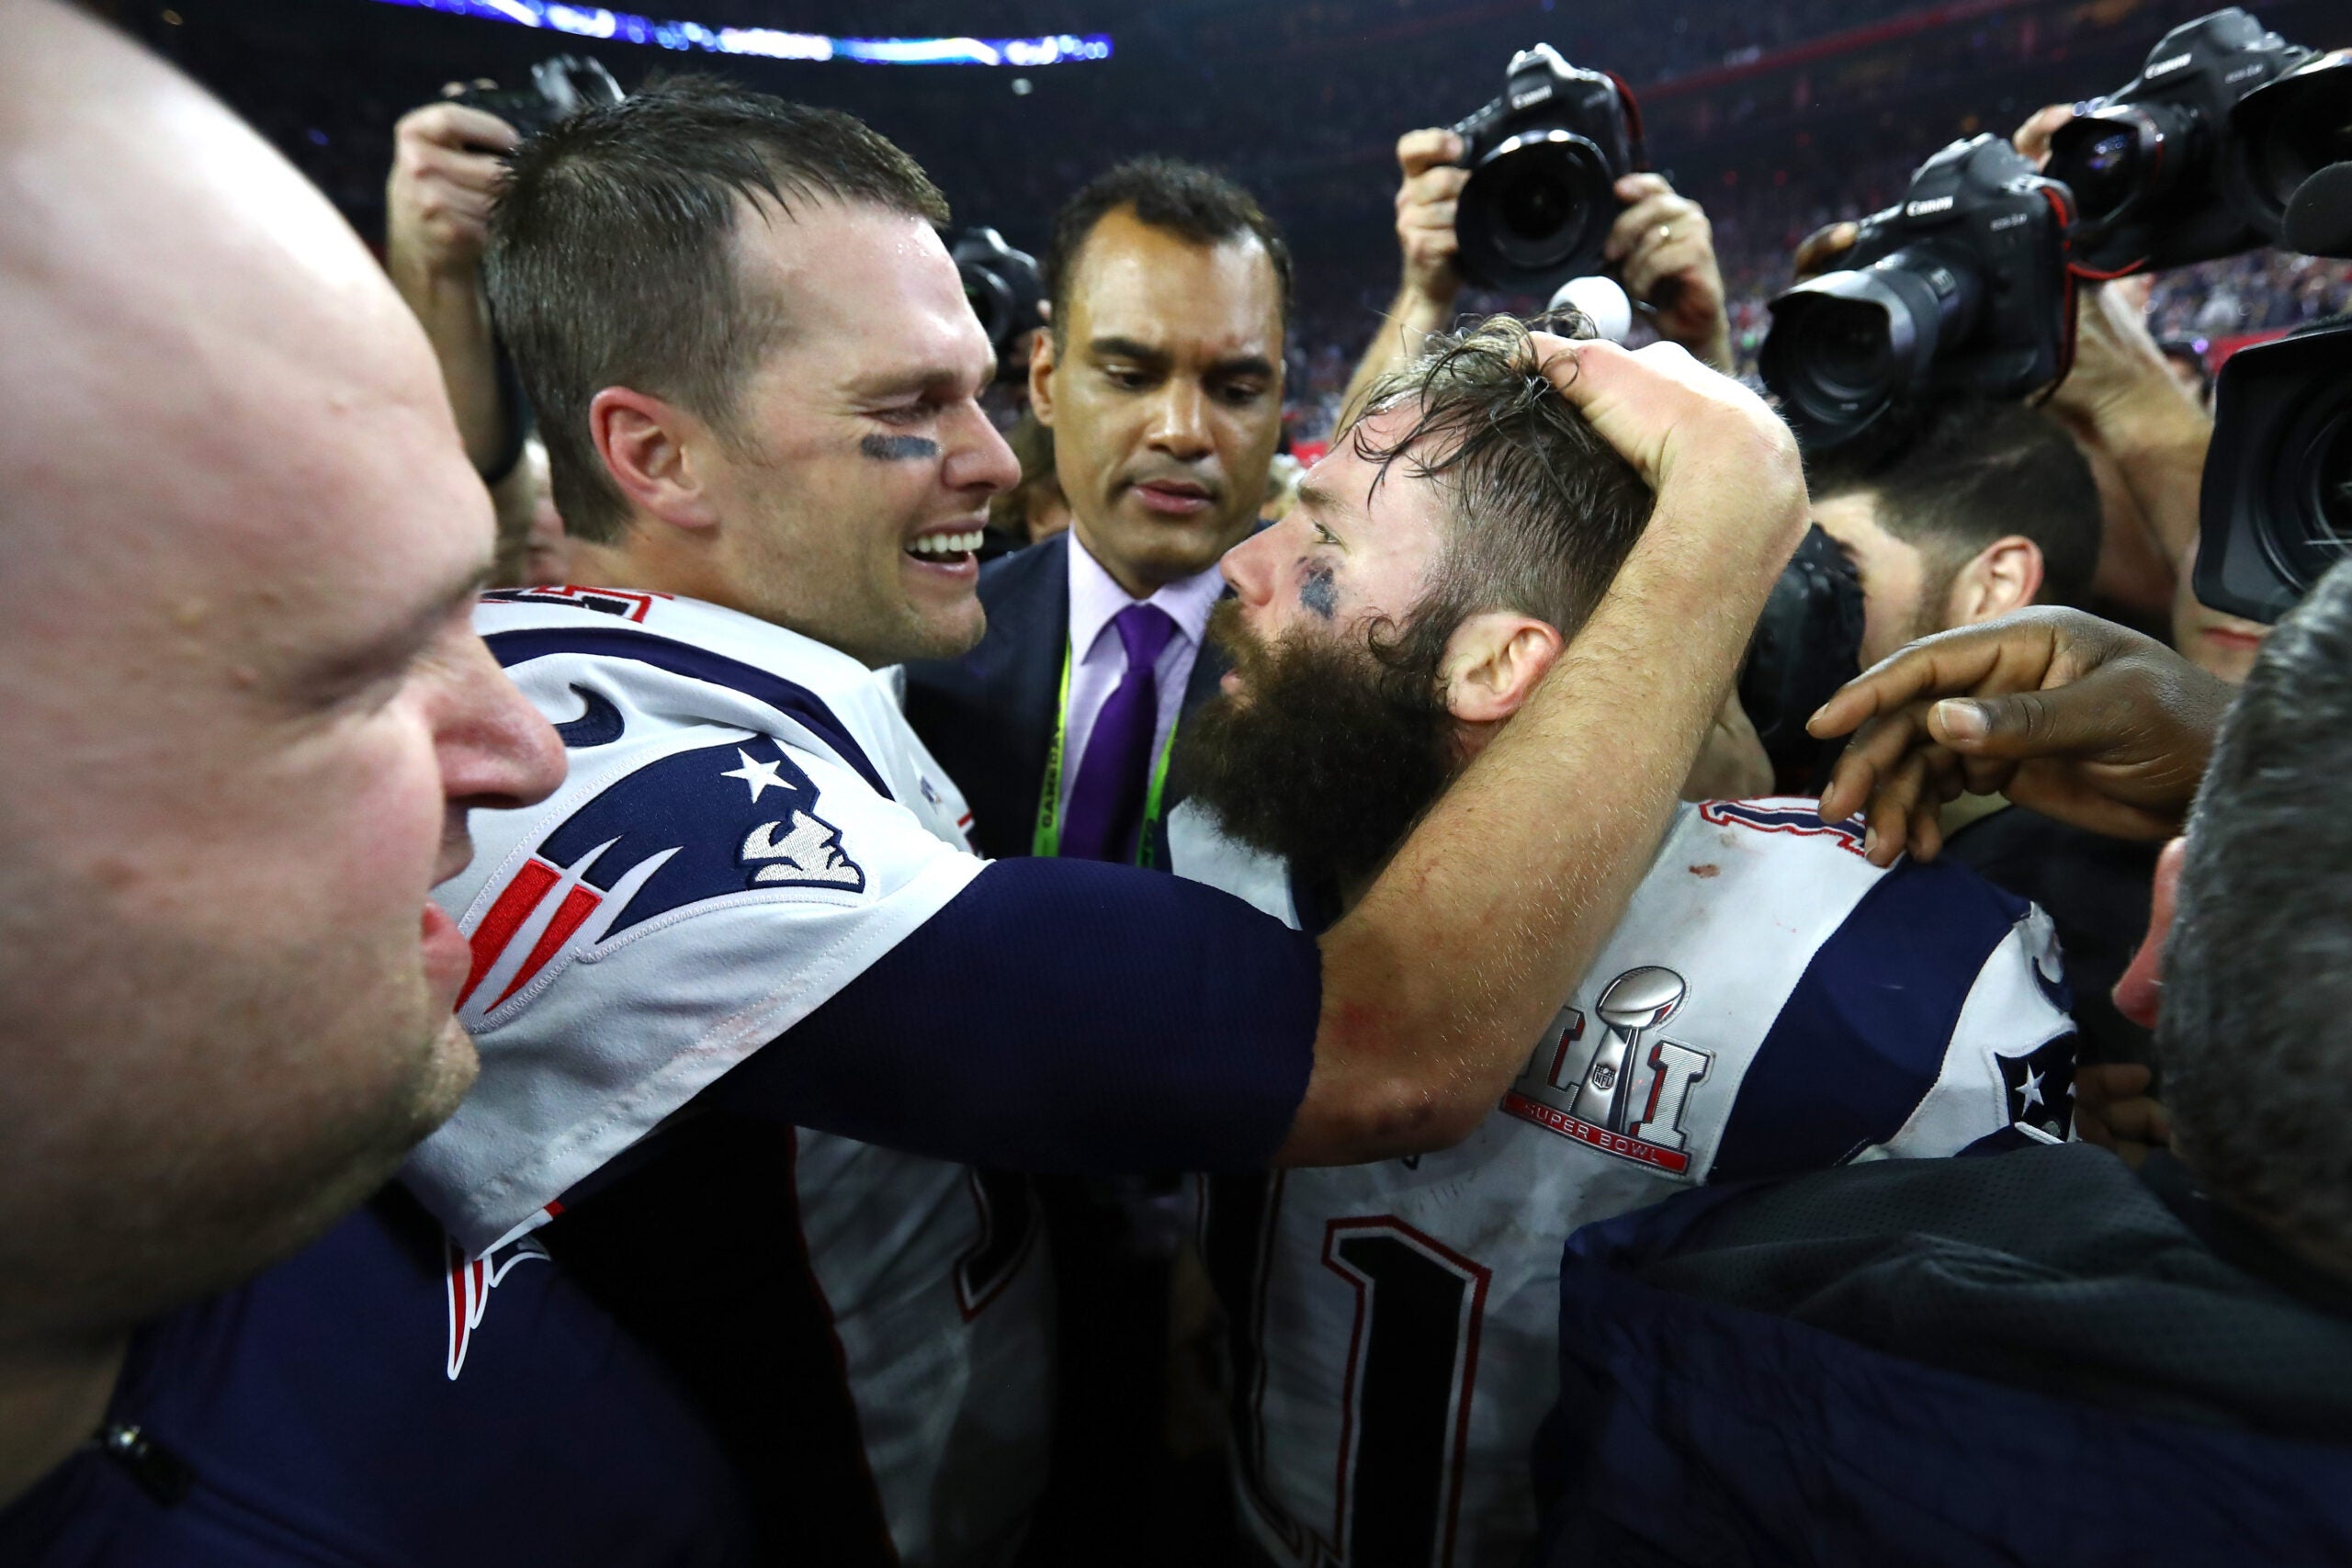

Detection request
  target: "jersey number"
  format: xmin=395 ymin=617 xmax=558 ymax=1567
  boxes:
xmin=953 ymin=1168 xmax=1038 ymax=1318
xmin=1323 ymin=1219 xmax=1492 ymax=1568
xmin=1207 ymin=1177 xmax=1492 ymax=1568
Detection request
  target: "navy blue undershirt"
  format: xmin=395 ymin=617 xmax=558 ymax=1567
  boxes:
xmin=710 ymin=857 xmax=1322 ymax=1173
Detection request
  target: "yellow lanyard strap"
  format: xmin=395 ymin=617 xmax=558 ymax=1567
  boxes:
xmin=1030 ymin=637 xmax=1180 ymax=869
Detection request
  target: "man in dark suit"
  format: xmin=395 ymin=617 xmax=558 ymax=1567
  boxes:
xmin=904 ymin=157 xmax=1287 ymax=868
xmin=901 ymin=156 xmax=1290 ymax=1563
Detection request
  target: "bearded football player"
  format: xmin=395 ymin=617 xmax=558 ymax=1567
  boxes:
xmin=1170 ymin=316 xmax=2082 ymax=1568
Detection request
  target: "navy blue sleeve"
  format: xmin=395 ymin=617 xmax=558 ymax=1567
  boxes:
xmin=708 ymin=858 xmax=1322 ymax=1172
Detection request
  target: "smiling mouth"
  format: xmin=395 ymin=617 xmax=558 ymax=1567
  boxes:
xmin=905 ymin=528 xmax=985 ymax=565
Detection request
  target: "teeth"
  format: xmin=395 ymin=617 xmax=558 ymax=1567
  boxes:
xmin=906 ymin=530 xmax=984 ymax=558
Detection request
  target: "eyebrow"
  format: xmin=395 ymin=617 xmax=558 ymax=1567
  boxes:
xmin=844 ymin=364 xmax=978 ymax=401
xmin=288 ymin=557 xmax=493 ymax=701
xmin=1086 ymin=337 xmax=1276 ymax=381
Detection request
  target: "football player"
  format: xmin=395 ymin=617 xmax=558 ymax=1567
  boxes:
xmin=404 ymin=82 xmax=1809 ymax=1563
xmin=1170 ymin=316 xmax=2080 ymax=1568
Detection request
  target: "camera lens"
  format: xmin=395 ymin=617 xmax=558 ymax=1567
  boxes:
xmin=1761 ymin=251 xmax=1976 ymax=447
xmin=2236 ymin=59 xmax=2352 ymax=231
xmin=2048 ymin=107 xmax=2169 ymax=224
xmin=1455 ymin=130 xmax=1613 ymax=290
xmin=2072 ymin=131 xmax=2143 ymax=219
xmin=2304 ymin=407 xmax=2352 ymax=555
xmin=1498 ymin=165 xmax=1569 ymax=243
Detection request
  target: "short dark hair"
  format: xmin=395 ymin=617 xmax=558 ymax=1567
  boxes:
xmin=2160 ymin=558 xmax=2352 ymax=1264
xmin=1348 ymin=313 xmax=1656 ymax=690
xmin=1806 ymin=396 xmax=2101 ymax=609
xmin=484 ymin=76 xmax=950 ymax=543
xmin=1042 ymin=156 xmax=1294 ymax=345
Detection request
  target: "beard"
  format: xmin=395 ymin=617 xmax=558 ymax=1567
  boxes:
xmin=1173 ymin=600 xmax=1457 ymax=894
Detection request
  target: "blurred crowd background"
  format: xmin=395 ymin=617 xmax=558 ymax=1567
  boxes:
xmin=104 ymin=0 xmax=2352 ymax=444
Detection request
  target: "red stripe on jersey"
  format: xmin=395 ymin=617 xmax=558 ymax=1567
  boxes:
xmin=493 ymin=883 xmax=604 ymax=1009
xmin=458 ymin=859 xmax=560 ymax=1010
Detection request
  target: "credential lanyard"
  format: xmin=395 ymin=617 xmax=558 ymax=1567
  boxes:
xmin=1031 ymin=637 xmax=1179 ymax=869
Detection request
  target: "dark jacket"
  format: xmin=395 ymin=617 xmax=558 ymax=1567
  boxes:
xmin=0 ymin=1190 xmax=753 ymax=1568
xmin=901 ymin=532 xmax=1228 ymax=865
xmin=1532 ymin=1142 xmax=2352 ymax=1567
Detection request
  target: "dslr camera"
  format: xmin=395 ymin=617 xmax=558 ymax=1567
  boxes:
xmin=2196 ymin=316 xmax=2352 ymax=624
xmin=948 ymin=227 xmax=1045 ymax=384
xmin=1451 ymin=43 xmax=1644 ymax=292
xmin=1760 ymin=135 xmax=2075 ymax=451
xmin=2046 ymin=7 xmax=2313 ymax=276
xmin=455 ymin=55 xmax=624 ymax=141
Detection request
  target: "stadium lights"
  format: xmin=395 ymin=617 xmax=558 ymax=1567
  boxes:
xmin=368 ymin=0 xmax=1114 ymax=66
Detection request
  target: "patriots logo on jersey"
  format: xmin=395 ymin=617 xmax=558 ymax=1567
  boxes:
xmin=454 ymin=734 xmax=866 ymax=1020
xmin=1502 ymin=967 xmax=1713 ymax=1174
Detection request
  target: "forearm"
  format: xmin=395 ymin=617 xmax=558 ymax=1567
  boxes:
xmin=390 ymin=257 xmax=509 ymax=475
xmin=1340 ymin=281 xmax=1458 ymax=426
xmin=1290 ymin=457 xmax=1800 ymax=1161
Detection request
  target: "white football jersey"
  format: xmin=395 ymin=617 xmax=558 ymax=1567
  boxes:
xmin=1171 ymin=796 xmax=2077 ymax=1568
xmin=406 ymin=587 xmax=1048 ymax=1568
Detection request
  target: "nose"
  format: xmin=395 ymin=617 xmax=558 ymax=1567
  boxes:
xmin=1146 ymin=379 xmax=1213 ymax=462
xmin=1222 ymin=523 xmax=1281 ymax=606
xmin=949 ymin=401 xmax=1023 ymax=499
xmin=435 ymin=635 xmax=567 ymax=815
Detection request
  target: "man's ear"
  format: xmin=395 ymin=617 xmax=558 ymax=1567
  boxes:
xmin=1949 ymin=535 xmax=2045 ymax=625
xmin=2114 ymin=837 xmax=2187 ymax=1030
xmin=588 ymin=386 xmax=721 ymax=534
xmin=1028 ymin=327 xmax=1058 ymax=428
xmin=1442 ymin=611 xmax=1565 ymax=727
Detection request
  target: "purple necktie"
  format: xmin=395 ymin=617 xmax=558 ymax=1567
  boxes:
xmin=1061 ymin=603 xmax=1179 ymax=863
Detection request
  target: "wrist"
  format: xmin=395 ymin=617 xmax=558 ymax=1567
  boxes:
xmin=2086 ymin=375 xmax=2208 ymax=467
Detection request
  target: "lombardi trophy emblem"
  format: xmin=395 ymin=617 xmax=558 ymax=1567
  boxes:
xmin=1569 ymin=966 xmax=1690 ymax=1133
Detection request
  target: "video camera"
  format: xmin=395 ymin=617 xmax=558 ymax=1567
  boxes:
xmin=1760 ymin=136 xmax=2076 ymax=452
xmin=454 ymin=55 xmax=623 ymax=141
xmin=2195 ymin=159 xmax=2352 ymax=623
xmin=948 ymin=227 xmax=1045 ymax=383
xmin=1450 ymin=43 xmax=1645 ymax=293
xmin=2044 ymin=8 xmax=2313 ymax=276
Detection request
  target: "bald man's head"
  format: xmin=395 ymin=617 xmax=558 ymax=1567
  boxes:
xmin=0 ymin=0 xmax=561 ymax=1335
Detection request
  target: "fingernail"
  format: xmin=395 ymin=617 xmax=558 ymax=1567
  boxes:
xmin=1936 ymin=699 xmax=1987 ymax=742
xmin=1864 ymin=825 xmax=1882 ymax=859
xmin=1805 ymin=702 xmax=1830 ymax=733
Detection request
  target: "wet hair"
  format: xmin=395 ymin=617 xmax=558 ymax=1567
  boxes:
xmin=1349 ymin=312 xmax=1657 ymax=698
xmin=485 ymin=76 xmax=950 ymax=542
xmin=1042 ymin=156 xmax=1293 ymax=344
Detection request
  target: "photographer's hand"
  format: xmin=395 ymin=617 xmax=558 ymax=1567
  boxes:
xmin=1340 ymin=130 xmax=1467 ymax=424
xmin=387 ymin=97 xmax=520 ymax=474
xmin=1604 ymin=175 xmax=1733 ymax=373
xmin=2052 ymin=278 xmax=2211 ymax=570
xmin=1809 ymin=607 xmax=2231 ymax=865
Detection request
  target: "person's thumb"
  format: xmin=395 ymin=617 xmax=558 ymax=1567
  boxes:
xmin=1928 ymin=689 xmax=2094 ymax=758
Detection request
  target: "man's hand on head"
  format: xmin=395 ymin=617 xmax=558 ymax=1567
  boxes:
xmin=1810 ymin=607 xmax=2233 ymax=865
xmin=1393 ymin=129 xmax=1468 ymax=307
xmin=1603 ymin=175 xmax=1733 ymax=373
xmin=1526 ymin=334 xmax=1807 ymax=584
xmin=387 ymin=99 xmax=520 ymax=285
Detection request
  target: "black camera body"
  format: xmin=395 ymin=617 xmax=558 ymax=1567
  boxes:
xmin=2045 ymin=7 xmax=2312 ymax=276
xmin=2196 ymin=317 xmax=2352 ymax=624
xmin=1451 ymin=43 xmax=1643 ymax=293
xmin=1741 ymin=524 xmax=1867 ymax=792
xmin=1761 ymin=136 xmax=2075 ymax=451
xmin=948 ymin=227 xmax=1045 ymax=384
xmin=455 ymin=55 xmax=624 ymax=141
